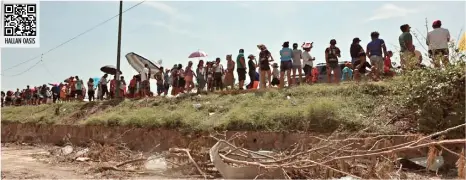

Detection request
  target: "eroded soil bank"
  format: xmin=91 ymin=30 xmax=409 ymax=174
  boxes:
xmin=1 ymin=122 xmax=462 ymax=167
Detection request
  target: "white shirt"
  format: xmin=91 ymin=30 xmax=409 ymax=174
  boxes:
xmin=214 ymin=64 xmax=223 ymax=73
xmin=272 ymin=68 xmax=279 ymax=78
xmin=427 ymin=28 xmax=450 ymax=50
xmin=302 ymin=51 xmax=313 ymax=66
xmin=140 ymin=67 xmax=149 ymax=81
xmin=100 ymin=77 xmax=107 ymax=85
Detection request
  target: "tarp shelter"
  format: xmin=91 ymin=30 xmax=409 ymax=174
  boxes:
xmin=126 ymin=52 xmax=161 ymax=79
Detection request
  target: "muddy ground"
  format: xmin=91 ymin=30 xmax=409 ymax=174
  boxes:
xmin=1 ymin=143 xmax=182 ymax=179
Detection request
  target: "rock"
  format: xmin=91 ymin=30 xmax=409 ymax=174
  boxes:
xmin=74 ymin=148 xmax=89 ymax=158
xmin=76 ymin=157 xmax=90 ymax=162
xmin=60 ymin=145 xmax=73 ymax=156
xmin=145 ymin=155 xmax=167 ymax=171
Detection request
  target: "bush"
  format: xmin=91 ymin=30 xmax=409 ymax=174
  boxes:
xmin=396 ymin=61 xmax=465 ymax=137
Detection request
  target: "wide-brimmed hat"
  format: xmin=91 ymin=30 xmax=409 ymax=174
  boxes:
xmin=257 ymin=44 xmax=266 ymax=49
xmin=302 ymin=42 xmax=313 ymax=49
xmin=352 ymin=37 xmax=361 ymax=43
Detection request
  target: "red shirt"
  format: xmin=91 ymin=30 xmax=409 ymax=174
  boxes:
xmin=384 ymin=56 xmax=391 ymax=73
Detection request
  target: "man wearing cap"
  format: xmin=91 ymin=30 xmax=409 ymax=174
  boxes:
xmin=350 ymin=38 xmax=364 ymax=65
xmin=325 ymin=39 xmax=341 ymax=83
xmin=366 ymin=31 xmax=387 ymax=79
xmin=399 ymin=24 xmax=415 ymax=70
xmin=236 ymin=49 xmax=247 ymax=90
xmin=427 ymin=20 xmax=450 ymax=68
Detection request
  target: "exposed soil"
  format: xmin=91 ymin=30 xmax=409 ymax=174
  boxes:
xmin=1 ymin=143 xmax=172 ymax=179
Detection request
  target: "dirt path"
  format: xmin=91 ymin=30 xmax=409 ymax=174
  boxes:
xmin=1 ymin=145 xmax=171 ymax=179
xmin=1 ymin=145 xmax=86 ymax=179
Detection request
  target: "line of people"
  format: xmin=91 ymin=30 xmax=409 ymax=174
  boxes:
xmin=2 ymin=21 xmax=451 ymax=106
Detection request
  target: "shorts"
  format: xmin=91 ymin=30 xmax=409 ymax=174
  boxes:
xmin=280 ymin=61 xmax=292 ymax=71
xmin=292 ymin=63 xmax=302 ymax=69
xmin=157 ymin=84 xmax=164 ymax=94
xmin=369 ymin=55 xmax=384 ymax=74
xmin=260 ymin=63 xmax=270 ymax=71
xmin=303 ymin=65 xmax=312 ymax=76
xmin=271 ymin=77 xmax=280 ymax=86
xmin=75 ymin=90 xmax=83 ymax=96
xmin=141 ymin=80 xmax=150 ymax=90
xmin=327 ymin=61 xmax=339 ymax=69
xmin=428 ymin=48 xmax=449 ymax=58
xmin=237 ymin=68 xmax=246 ymax=81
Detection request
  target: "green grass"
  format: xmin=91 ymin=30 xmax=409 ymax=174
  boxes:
xmin=1 ymin=82 xmax=399 ymax=133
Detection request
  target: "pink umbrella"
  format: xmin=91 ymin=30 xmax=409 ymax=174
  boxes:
xmin=188 ymin=50 xmax=208 ymax=58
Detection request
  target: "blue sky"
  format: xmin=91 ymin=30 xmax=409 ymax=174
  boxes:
xmin=1 ymin=1 xmax=465 ymax=90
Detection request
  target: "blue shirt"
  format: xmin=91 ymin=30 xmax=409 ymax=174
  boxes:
xmin=279 ymin=48 xmax=293 ymax=62
xmin=341 ymin=67 xmax=353 ymax=81
xmin=367 ymin=39 xmax=385 ymax=57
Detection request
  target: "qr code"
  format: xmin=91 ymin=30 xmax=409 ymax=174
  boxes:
xmin=3 ymin=4 xmax=37 ymax=36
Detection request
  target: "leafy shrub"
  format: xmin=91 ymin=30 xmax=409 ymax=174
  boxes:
xmin=396 ymin=61 xmax=465 ymax=137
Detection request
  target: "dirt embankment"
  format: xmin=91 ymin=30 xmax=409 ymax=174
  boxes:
xmin=3 ymin=122 xmax=462 ymax=162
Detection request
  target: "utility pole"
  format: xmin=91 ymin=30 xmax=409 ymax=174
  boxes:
xmin=115 ymin=0 xmax=123 ymax=98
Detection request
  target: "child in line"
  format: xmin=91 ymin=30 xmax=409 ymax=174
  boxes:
xmin=341 ymin=62 xmax=353 ymax=81
xmin=384 ymin=51 xmax=395 ymax=77
xmin=271 ymin=63 xmax=280 ymax=87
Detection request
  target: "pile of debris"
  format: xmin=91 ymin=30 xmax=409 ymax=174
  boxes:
xmin=166 ymin=124 xmax=466 ymax=179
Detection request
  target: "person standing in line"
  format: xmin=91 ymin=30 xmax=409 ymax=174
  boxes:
xmin=155 ymin=67 xmax=164 ymax=96
xmin=258 ymin=44 xmax=274 ymax=89
xmin=213 ymin=58 xmax=224 ymax=91
xmin=325 ymin=39 xmax=342 ymax=84
xmin=279 ymin=41 xmax=293 ymax=88
xmin=366 ymin=31 xmax=387 ymax=80
xmin=399 ymin=24 xmax=415 ymax=70
xmin=302 ymin=42 xmax=314 ymax=84
xmin=196 ymin=60 xmax=206 ymax=94
xmin=119 ymin=76 xmax=126 ymax=98
xmin=427 ymin=20 xmax=450 ymax=68
xmin=236 ymin=49 xmax=247 ymax=90
xmin=184 ymin=62 xmax=196 ymax=93
xmin=271 ymin=63 xmax=280 ymax=87
xmin=87 ymin=78 xmax=95 ymax=101
xmin=224 ymin=55 xmax=235 ymax=90
xmin=163 ymin=69 xmax=170 ymax=96
xmin=350 ymin=38 xmax=364 ymax=65
xmin=177 ymin=64 xmax=186 ymax=94
xmin=75 ymin=76 xmax=83 ymax=101
xmin=291 ymin=43 xmax=303 ymax=86
xmin=140 ymin=64 xmax=150 ymax=97
xmin=246 ymin=54 xmax=257 ymax=89
xmin=100 ymin=74 xmax=109 ymax=100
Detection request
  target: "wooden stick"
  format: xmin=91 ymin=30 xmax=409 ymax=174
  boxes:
xmin=170 ymin=148 xmax=207 ymax=179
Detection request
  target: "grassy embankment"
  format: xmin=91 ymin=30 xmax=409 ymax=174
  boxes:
xmin=2 ymin=61 xmax=464 ymax=135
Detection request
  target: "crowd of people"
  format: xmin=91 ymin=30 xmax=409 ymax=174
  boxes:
xmin=1 ymin=21 xmax=451 ymax=107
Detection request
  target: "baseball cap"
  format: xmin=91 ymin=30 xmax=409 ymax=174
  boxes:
xmin=353 ymin=37 xmax=361 ymax=43
xmin=433 ymin=20 xmax=441 ymax=26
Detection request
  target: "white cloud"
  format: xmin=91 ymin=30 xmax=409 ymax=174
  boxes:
xmin=367 ymin=4 xmax=419 ymax=21
xmin=143 ymin=2 xmax=191 ymax=22
xmin=151 ymin=21 xmax=198 ymax=39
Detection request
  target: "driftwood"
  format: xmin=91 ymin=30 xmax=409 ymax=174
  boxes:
xmin=166 ymin=124 xmax=466 ymax=179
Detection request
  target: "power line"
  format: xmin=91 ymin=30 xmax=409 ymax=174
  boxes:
xmin=1 ymin=0 xmax=146 ymax=73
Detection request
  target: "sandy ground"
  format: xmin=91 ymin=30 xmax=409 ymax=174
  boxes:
xmin=1 ymin=144 xmax=170 ymax=179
